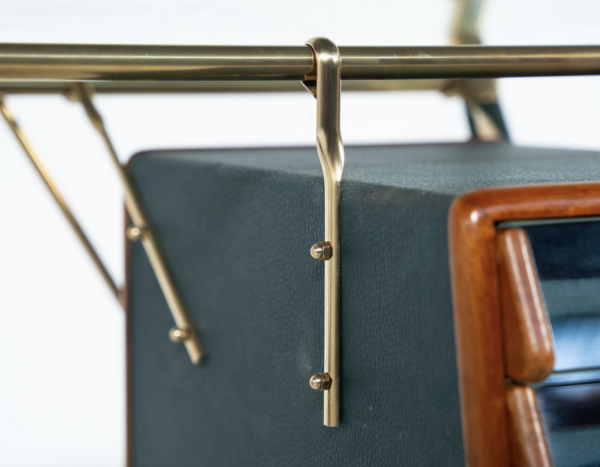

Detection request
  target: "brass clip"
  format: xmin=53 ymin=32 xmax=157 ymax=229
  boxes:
xmin=303 ymin=37 xmax=344 ymax=427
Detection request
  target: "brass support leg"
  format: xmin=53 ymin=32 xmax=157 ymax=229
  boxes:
xmin=0 ymin=98 xmax=120 ymax=302
xmin=450 ymin=0 xmax=509 ymax=141
xmin=303 ymin=37 xmax=344 ymax=428
xmin=70 ymin=84 xmax=205 ymax=365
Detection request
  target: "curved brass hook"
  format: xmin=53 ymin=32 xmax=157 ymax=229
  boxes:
xmin=303 ymin=37 xmax=344 ymax=428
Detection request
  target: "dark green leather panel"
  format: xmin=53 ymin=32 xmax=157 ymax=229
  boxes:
xmin=128 ymin=143 xmax=600 ymax=467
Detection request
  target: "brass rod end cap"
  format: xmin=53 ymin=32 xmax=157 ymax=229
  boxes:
xmin=127 ymin=225 xmax=148 ymax=242
xmin=169 ymin=327 xmax=190 ymax=343
xmin=310 ymin=241 xmax=332 ymax=261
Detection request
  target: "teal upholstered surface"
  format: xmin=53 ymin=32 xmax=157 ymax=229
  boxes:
xmin=128 ymin=143 xmax=600 ymax=467
xmin=131 ymin=143 xmax=600 ymax=195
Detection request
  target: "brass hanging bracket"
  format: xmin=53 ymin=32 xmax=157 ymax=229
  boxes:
xmin=303 ymin=37 xmax=344 ymax=428
xmin=68 ymin=83 xmax=205 ymax=365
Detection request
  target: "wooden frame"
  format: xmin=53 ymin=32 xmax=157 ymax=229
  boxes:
xmin=449 ymin=182 xmax=600 ymax=466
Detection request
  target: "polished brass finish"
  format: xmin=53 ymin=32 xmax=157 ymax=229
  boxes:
xmin=0 ymin=99 xmax=120 ymax=301
xmin=0 ymin=80 xmax=448 ymax=95
xmin=126 ymin=225 xmax=147 ymax=242
xmin=71 ymin=83 xmax=204 ymax=365
xmin=310 ymin=241 xmax=332 ymax=261
xmin=309 ymin=373 xmax=332 ymax=391
xmin=466 ymin=99 xmax=504 ymax=141
xmin=451 ymin=0 xmax=485 ymax=46
xmin=449 ymin=0 xmax=505 ymax=142
xmin=2 ymin=43 xmax=600 ymax=82
xmin=304 ymin=37 xmax=344 ymax=428
xmin=0 ymin=44 xmax=313 ymax=81
xmin=169 ymin=327 xmax=190 ymax=343
xmin=4 ymin=34 xmax=600 ymax=426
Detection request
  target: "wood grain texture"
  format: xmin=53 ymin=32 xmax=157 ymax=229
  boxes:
xmin=506 ymin=383 xmax=552 ymax=467
xmin=497 ymin=228 xmax=555 ymax=383
xmin=449 ymin=182 xmax=600 ymax=467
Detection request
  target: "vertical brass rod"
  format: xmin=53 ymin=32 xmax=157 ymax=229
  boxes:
xmin=0 ymin=99 xmax=120 ymax=301
xmin=72 ymin=84 xmax=204 ymax=365
xmin=304 ymin=38 xmax=344 ymax=428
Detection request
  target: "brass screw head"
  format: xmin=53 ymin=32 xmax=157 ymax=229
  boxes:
xmin=169 ymin=327 xmax=190 ymax=343
xmin=127 ymin=225 xmax=147 ymax=242
xmin=310 ymin=241 xmax=332 ymax=261
xmin=309 ymin=372 xmax=332 ymax=391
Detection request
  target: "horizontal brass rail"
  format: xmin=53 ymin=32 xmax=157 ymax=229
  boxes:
xmin=0 ymin=80 xmax=448 ymax=94
xmin=1 ymin=44 xmax=600 ymax=81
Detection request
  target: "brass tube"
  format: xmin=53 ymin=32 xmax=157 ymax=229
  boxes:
xmin=0 ymin=44 xmax=313 ymax=81
xmin=0 ymin=99 xmax=120 ymax=301
xmin=340 ymin=46 xmax=600 ymax=80
xmin=1 ymin=43 xmax=600 ymax=81
xmin=0 ymin=80 xmax=448 ymax=94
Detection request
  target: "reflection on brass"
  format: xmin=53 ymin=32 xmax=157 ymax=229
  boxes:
xmin=451 ymin=0 xmax=485 ymax=46
xmin=310 ymin=241 xmax=332 ymax=261
xmin=303 ymin=37 xmax=344 ymax=428
xmin=126 ymin=225 xmax=147 ymax=242
xmin=1 ymin=43 xmax=600 ymax=82
xmin=449 ymin=0 xmax=506 ymax=141
xmin=169 ymin=327 xmax=190 ymax=343
xmin=0 ymin=80 xmax=449 ymax=95
xmin=70 ymin=83 xmax=205 ymax=365
xmin=3 ymin=24 xmax=600 ymax=433
xmin=0 ymin=99 xmax=120 ymax=302
xmin=309 ymin=373 xmax=332 ymax=391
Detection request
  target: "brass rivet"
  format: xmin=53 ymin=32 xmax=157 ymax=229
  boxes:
xmin=309 ymin=372 xmax=331 ymax=391
xmin=310 ymin=241 xmax=332 ymax=261
xmin=169 ymin=327 xmax=190 ymax=343
xmin=127 ymin=225 xmax=147 ymax=242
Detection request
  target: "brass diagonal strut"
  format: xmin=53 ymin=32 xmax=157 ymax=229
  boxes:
xmin=0 ymin=98 xmax=120 ymax=301
xmin=70 ymin=83 xmax=205 ymax=365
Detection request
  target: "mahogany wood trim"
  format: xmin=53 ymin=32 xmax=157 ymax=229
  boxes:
xmin=497 ymin=228 xmax=554 ymax=383
xmin=506 ymin=383 xmax=552 ymax=467
xmin=449 ymin=182 xmax=600 ymax=467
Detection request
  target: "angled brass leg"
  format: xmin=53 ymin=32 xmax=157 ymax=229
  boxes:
xmin=70 ymin=84 xmax=205 ymax=365
xmin=303 ymin=37 xmax=344 ymax=428
xmin=450 ymin=0 xmax=509 ymax=142
xmin=0 ymin=98 xmax=120 ymax=302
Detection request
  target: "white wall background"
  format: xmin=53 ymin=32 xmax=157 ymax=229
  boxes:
xmin=0 ymin=1 xmax=599 ymax=466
